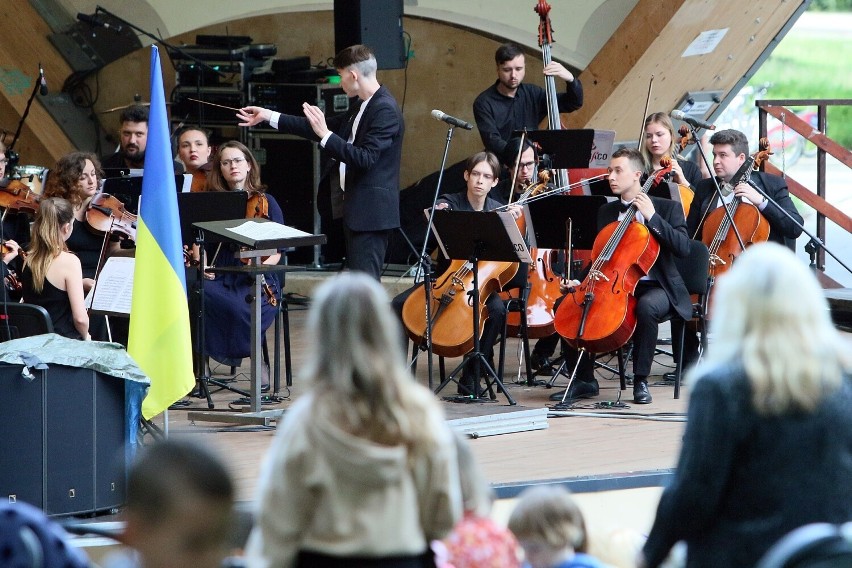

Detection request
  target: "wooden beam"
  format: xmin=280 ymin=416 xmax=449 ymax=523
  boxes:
xmin=0 ymin=0 xmax=75 ymax=166
xmin=761 ymin=104 xmax=852 ymax=169
xmin=765 ymin=163 xmax=852 ymax=235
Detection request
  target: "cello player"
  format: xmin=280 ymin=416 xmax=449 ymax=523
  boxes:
xmin=391 ymin=151 xmax=522 ymax=396
xmin=674 ymin=129 xmax=804 ymax=377
xmin=551 ymin=148 xmax=692 ymax=404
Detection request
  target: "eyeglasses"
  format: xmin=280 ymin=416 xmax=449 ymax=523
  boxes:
xmin=518 ymin=161 xmax=536 ymax=169
xmin=220 ymin=157 xmax=245 ymax=168
xmin=468 ymin=171 xmax=494 ymax=181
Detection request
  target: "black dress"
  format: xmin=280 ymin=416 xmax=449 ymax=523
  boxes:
xmin=20 ymin=265 xmax=81 ymax=339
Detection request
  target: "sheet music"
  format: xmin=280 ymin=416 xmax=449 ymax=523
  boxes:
xmin=85 ymin=257 xmax=134 ymax=316
xmin=226 ymin=220 xmax=313 ymax=241
xmin=499 ymin=212 xmax=534 ymax=264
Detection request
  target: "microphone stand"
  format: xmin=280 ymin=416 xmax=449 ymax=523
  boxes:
xmin=6 ymin=65 xmax=46 ymax=172
xmin=745 ymin=178 xmax=852 ymax=277
xmin=410 ymin=124 xmax=456 ymax=389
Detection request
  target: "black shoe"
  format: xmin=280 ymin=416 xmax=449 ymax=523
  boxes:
xmin=458 ymin=374 xmax=479 ymax=396
xmin=530 ymin=353 xmax=553 ymax=374
xmin=633 ymin=380 xmax=652 ymax=404
xmin=549 ymin=378 xmax=599 ymax=401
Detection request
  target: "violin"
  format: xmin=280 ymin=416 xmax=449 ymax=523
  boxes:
xmin=189 ymin=162 xmax=212 ymax=192
xmin=1 ymin=241 xmax=22 ymax=295
xmin=85 ymin=193 xmax=137 ymax=241
xmin=243 ymin=189 xmax=277 ymax=306
xmin=0 ymin=177 xmax=41 ymax=214
xmin=700 ymin=138 xmax=773 ymax=281
xmin=553 ymin=158 xmax=674 ymax=353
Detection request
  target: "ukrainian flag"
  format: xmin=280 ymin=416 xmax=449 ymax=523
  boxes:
xmin=129 ymin=46 xmax=194 ymax=419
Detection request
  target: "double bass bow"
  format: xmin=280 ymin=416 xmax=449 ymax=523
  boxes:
xmin=553 ymin=158 xmax=674 ymax=353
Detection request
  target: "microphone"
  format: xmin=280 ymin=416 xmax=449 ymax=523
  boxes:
xmin=76 ymin=13 xmax=123 ymax=31
xmin=38 ymin=63 xmax=48 ymax=96
xmin=431 ymin=110 xmax=473 ymax=130
xmin=670 ymin=110 xmax=716 ymax=131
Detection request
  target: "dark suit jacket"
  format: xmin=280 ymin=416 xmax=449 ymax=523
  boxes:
xmin=276 ymin=85 xmax=404 ymax=232
xmin=689 ymin=171 xmax=803 ymax=250
xmin=597 ymin=196 xmax=693 ymax=321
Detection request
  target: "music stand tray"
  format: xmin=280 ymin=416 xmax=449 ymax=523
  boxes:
xmin=192 ymin=218 xmax=325 ymax=417
xmin=430 ymin=210 xmax=530 ymax=405
xmin=526 ymin=195 xmax=610 ymax=251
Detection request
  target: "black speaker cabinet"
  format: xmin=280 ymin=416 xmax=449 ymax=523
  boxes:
xmin=334 ymin=0 xmax=406 ymax=70
xmin=0 ymin=365 xmax=127 ymax=516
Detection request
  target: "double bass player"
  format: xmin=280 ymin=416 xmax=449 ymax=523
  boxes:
xmin=552 ymin=148 xmax=692 ymax=404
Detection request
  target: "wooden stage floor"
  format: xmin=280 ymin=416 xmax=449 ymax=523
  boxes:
xmin=154 ymin=301 xmax=690 ymax=505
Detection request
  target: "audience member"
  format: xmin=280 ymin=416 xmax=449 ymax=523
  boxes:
xmin=103 ymin=438 xmax=235 ymax=568
xmin=640 ymin=243 xmax=852 ymax=568
xmin=245 ymin=272 xmax=461 ymax=567
xmin=508 ymin=485 xmax=606 ymax=568
xmin=442 ymin=432 xmax=521 ymax=568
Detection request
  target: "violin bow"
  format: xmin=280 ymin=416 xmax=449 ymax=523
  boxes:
xmin=637 ymin=75 xmax=655 ymax=149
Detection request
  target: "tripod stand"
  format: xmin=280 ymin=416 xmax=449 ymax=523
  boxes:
xmin=429 ymin=209 xmax=532 ymax=405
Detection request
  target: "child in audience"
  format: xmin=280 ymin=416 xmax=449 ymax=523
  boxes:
xmin=508 ymin=485 xmax=606 ymax=568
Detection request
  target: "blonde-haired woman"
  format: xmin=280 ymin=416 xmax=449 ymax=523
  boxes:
xmin=641 ymin=112 xmax=704 ymax=189
xmin=20 ymin=197 xmax=89 ymax=340
xmin=246 ymin=272 xmax=461 ymax=567
xmin=641 ymin=242 xmax=852 ymax=568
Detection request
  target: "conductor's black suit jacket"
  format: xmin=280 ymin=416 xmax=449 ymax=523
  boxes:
xmin=276 ymin=85 xmax=404 ymax=232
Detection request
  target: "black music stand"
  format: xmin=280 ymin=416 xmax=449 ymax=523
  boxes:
xmin=177 ymin=192 xmax=247 ymax=409
xmin=518 ymin=129 xmax=595 ymax=168
xmin=103 ymin=174 xmax=190 ymax=215
xmin=430 ymin=210 xmax=532 ymax=405
xmin=193 ymin=218 xmax=325 ymax=415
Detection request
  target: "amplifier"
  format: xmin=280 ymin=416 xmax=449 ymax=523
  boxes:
xmin=248 ymin=83 xmax=349 ymax=129
xmin=176 ymin=61 xmax=245 ymax=87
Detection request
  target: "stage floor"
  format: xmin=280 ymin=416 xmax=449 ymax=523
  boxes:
xmin=155 ymin=303 xmax=690 ymax=503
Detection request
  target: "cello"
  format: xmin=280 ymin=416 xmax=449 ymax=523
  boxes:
xmin=553 ymin=159 xmax=673 ymax=353
xmin=700 ymin=139 xmax=773 ymax=280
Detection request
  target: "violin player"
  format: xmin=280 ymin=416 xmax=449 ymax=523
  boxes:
xmin=391 ymin=151 xmax=523 ymax=396
xmin=641 ymin=112 xmax=705 ymax=190
xmin=176 ymin=125 xmax=213 ymax=192
xmin=672 ymin=129 xmax=804 ymax=378
xmin=238 ymin=44 xmax=403 ymax=281
xmin=200 ymin=141 xmax=284 ymax=390
xmin=550 ymin=148 xmax=692 ymax=405
xmin=0 ymin=139 xmax=32 ymax=278
xmin=473 ymin=43 xmax=583 ymax=158
xmin=101 ymin=105 xmax=149 ymax=170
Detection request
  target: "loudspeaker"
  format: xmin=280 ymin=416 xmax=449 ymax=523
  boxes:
xmin=334 ymin=0 xmax=406 ymax=70
xmin=0 ymin=365 xmax=127 ymax=516
xmin=48 ymin=13 xmax=143 ymax=73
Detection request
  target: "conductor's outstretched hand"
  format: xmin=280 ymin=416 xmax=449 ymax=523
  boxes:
xmin=237 ymin=106 xmax=271 ymax=127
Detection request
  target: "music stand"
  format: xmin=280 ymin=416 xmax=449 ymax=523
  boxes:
xmin=193 ymin=218 xmax=325 ymax=414
xmin=518 ymin=129 xmax=595 ymax=169
xmin=103 ymin=174 xmax=190 ymax=215
xmin=177 ymin=192 xmax=247 ymax=409
xmin=430 ymin=210 xmax=531 ymax=405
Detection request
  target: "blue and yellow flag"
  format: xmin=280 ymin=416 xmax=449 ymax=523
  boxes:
xmin=129 ymin=46 xmax=194 ymax=419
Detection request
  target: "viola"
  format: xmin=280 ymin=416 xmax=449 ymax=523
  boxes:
xmin=243 ymin=189 xmax=278 ymax=306
xmin=700 ymin=139 xmax=773 ymax=281
xmin=85 ymin=193 xmax=137 ymax=241
xmin=553 ymin=159 xmax=673 ymax=353
xmin=0 ymin=177 xmax=41 ymax=214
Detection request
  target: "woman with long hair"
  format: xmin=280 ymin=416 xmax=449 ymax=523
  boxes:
xmin=641 ymin=243 xmax=852 ymax=568
xmin=200 ymin=141 xmax=284 ymax=381
xmin=42 ymin=151 xmax=122 ymax=291
xmin=246 ymin=273 xmax=461 ymax=567
xmin=20 ymin=197 xmax=89 ymax=340
xmin=176 ymin=126 xmax=213 ymax=192
xmin=641 ymin=112 xmax=704 ymax=189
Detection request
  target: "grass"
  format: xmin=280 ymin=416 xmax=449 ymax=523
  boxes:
xmin=749 ymin=34 xmax=852 ymax=148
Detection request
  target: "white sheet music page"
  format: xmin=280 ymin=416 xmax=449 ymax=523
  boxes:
xmin=85 ymin=256 xmax=135 ymax=316
xmin=225 ymin=220 xmax=312 ymax=241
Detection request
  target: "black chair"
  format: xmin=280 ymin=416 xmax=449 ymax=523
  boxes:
xmin=671 ymin=240 xmax=711 ymax=399
xmin=756 ymin=522 xmax=852 ymax=568
xmin=0 ymin=303 xmax=54 ymax=341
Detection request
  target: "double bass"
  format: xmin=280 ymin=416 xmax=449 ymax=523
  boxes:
xmin=553 ymin=159 xmax=674 ymax=353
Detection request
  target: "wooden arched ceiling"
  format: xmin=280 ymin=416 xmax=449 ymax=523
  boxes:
xmin=4 ymin=0 xmax=808 ymax=179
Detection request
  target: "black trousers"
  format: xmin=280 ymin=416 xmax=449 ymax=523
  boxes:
xmin=344 ymin=226 xmax=391 ymax=281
